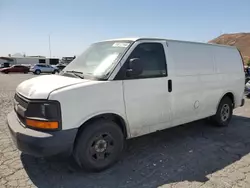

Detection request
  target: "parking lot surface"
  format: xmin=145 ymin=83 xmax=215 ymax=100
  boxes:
xmin=1 ymin=74 xmax=250 ymax=188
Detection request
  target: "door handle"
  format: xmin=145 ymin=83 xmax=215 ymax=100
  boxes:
xmin=168 ymin=80 xmax=172 ymax=92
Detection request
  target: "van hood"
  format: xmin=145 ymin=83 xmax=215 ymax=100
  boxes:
xmin=16 ymin=75 xmax=88 ymax=99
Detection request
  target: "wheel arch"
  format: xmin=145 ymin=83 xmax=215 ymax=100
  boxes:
xmin=217 ymin=92 xmax=235 ymax=110
xmin=74 ymin=113 xmax=130 ymax=147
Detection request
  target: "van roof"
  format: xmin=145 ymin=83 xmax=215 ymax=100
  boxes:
xmin=101 ymin=37 xmax=236 ymax=49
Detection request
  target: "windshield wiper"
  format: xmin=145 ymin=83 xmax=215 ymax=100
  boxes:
xmin=65 ymin=70 xmax=84 ymax=79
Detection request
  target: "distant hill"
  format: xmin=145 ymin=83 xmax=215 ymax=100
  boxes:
xmin=209 ymin=33 xmax=250 ymax=64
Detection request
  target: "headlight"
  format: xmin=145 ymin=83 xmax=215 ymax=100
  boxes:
xmin=26 ymin=102 xmax=60 ymax=119
xmin=25 ymin=101 xmax=61 ymax=130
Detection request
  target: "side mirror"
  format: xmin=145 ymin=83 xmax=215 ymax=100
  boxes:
xmin=126 ymin=58 xmax=143 ymax=78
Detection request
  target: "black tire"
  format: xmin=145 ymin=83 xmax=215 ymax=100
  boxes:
xmin=212 ymin=97 xmax=233 ymax=127
xmin=4 ymin=71 xmax=9 ymax=74
xmin=35 ymin=69 xmax=41 ymax=75
xmin=73 ymin=119 xmax=124 ymax=172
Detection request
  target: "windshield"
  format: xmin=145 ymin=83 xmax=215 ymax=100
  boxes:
xmin=62 ymin=40 xmax=132 ymax=80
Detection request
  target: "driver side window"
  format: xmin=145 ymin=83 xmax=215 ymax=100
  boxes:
xmin=115 ymin=42 xmax=167 ymax=80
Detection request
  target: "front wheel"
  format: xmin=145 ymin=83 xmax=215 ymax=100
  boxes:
xmin=73 ymin=119 xmax=124 ymax=172
xmin=212 ymin=97 xmax=233 ymax=127
xmin=35 ymin=69 xmax=41 ymax=75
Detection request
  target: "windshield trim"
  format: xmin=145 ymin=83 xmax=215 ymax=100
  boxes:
xmin=62 ymin=40 xmax=134 ymax=81
xmin=104 ymin=40 xmax=135 ymax=80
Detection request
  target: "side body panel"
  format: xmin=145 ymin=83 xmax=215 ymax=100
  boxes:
xmin=212 ymin=46 xmax=245 ymax=108
xmin=165 ymin=41 xmax=217 ymax=126
xmin=47 ymin=65 xmax=55 ymax=73
xmin=123 ymin=77 xmax=171 ymax=137
xmin=112 ymin=40 xmax=173 ymax=137
xmin=42 ymin=65 xmax=50 ymax=73
xmin=48 ymin=81 xmax=129 ymax=135
xmin=166 ymin=40 xmax=244 ymax=127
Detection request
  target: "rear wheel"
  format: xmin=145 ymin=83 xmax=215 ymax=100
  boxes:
xmin=35 ymin=69 xmax=41 ymax=75
xmin=73 ymin=119 xmax=124 ymax=172
xmin=212 ymin=97 xmax=233 ymax=127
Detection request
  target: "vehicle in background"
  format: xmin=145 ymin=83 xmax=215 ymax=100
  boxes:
xmin=30 ymin=64 xmax=59 ymax=75
xmin=19 ymin=64 xmax=32 ymax=69
xmin=52 ymin=64 xmax=66 ymax=72
xmin=7 ymin=38 xmax=245 ymax=172
xmin=246 ymin=76 xmax=250 ymax=84
xmin=245 ymin=81 xmax=250 ymax=98
xmin=0 ymin=62 xmax=11 ymax=68
xmin=61 ymin=56 xmax=76 ymax=64
xmin=0 ymin=65 xmax=29 ymax=74
xmin=0 ymin=56 xmax=60 ymax=67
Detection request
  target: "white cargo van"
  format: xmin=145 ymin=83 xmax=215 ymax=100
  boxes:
xmin=7 ymin=38 xmax=245 ymax=172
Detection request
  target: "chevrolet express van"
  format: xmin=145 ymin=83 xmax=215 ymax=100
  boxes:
xmin=7 ymin=38 xmax=245 ymax=172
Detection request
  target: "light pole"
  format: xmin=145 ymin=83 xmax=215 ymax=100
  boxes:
xmin=48 ymin=34 xmax=52 ymax=57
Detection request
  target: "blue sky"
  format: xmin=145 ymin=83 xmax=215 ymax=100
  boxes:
xmin=0 ymin=0 xmax=250 ymax=57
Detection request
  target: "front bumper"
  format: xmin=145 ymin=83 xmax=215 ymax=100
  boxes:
xmin=7 ymin=110 xmax=77 ymax=157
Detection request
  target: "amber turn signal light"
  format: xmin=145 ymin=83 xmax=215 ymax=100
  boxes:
xmin=26 ymin=119 xmax=59 ymax=129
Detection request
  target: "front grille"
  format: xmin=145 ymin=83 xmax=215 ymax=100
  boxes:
xmin=14 ymin=93 xmax=29 ymax=127
xmin=17 ymin=112 xmax=26 ymax=125
xmin=14 ymin=93 xmax=28 ymax=109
